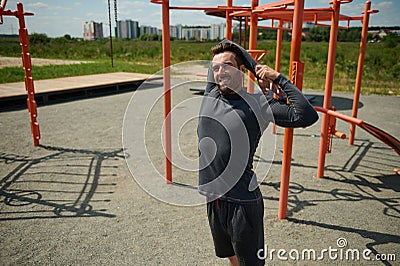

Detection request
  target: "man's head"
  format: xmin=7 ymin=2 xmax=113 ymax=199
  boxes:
xmin=211 ymin=42 xmax=245 ymax=94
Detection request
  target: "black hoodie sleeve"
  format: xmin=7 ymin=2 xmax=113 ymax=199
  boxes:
xmin=266 ymin=74 xmax=319 ymax=128
xmin=205 ymin=39 xmax=318 ymax=128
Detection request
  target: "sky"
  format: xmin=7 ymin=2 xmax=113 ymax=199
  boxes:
xmin=0 ymin=0 xmax=399 ymax=38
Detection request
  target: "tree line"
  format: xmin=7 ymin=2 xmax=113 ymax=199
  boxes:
xmin=235 ymin=26 xmax=400 ymax=43
xmin=12 ymin=26 xmax=399 ymax=45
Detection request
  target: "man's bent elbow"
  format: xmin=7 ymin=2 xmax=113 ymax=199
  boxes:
xmin=301 ymin=108 xmax=319 ymax=127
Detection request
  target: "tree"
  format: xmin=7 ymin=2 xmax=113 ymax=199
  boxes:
xmin=29 ymin=33 xmax=50 ymax=44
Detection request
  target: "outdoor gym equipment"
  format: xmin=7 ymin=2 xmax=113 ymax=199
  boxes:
xmin=0 ymin=0 xmax=40 ymax=146
xmin=152 ymin=0 xmax=400 ymax=219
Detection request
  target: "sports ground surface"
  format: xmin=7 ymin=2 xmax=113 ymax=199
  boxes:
xmin=0 ymin=71 xmax=399 ymax=265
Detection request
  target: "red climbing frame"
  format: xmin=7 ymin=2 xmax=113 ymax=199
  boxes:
xmin=0 ymin=1 xmax=40 ymax=146
xmin=151 ymin=0 xmax=388 ymax=219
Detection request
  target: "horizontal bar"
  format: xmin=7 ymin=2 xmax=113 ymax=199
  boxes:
xmin=170 ymin=6 xmax=250 ymax=11
xmin=0 ymin=9 xmax=33 ymax=16
xmin=334 ymin=131 xmax=346 ymax=139
xmin=258 ymin=25 xmax=292 ymax=31
xmin=314 ymin=106 xmax=364 ymax=125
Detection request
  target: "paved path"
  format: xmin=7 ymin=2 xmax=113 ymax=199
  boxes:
xmin=0 ymin=72 xmax=153 ymax=98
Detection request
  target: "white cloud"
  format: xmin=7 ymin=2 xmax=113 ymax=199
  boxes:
xmin=117 ymin=1 xmax=150 ymax=9
xmin=374 ymin=1 xmax=393 ymax=8
xmin=341 ymin=3 xmax=364 ymax=16
xmin=26 ymin=2 xmax=48 ymax=9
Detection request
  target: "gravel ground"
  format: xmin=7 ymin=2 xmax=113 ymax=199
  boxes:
xmin=0 ymin=76 xmax=399 ymax=265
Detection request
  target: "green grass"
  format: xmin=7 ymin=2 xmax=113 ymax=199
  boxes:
xmin=1 ymin=38 xmax=399 ymax=95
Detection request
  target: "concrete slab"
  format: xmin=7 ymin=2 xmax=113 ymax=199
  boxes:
xmin=0 ymin=72 xmax=153 ymax=98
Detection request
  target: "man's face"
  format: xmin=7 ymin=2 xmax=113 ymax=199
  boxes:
xmin=212 ymin=51 xmax=243 ymax=94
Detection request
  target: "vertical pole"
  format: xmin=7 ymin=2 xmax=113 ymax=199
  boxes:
xmin=278 ymin=0 xmax=304 ymax=220
xmin=226 ymin=0 xmax=233 ymax=40
xmin=17 ymin=3 xmax=40 ymax=146
xmin=162 ymin=0 xmax=172 ymax=183
xmin=244 ymin=16 xmax=248 ymax=49
xmin=271 ymin=19 xmax=284 ymax=135
xmin=239 ymin=17 xmax=242 ymax=46
xmin=1 ymin=0 xmax=6 ymax=9
xmin=275 ymin=20 xmax=283 ymax=73
xmin=349 ymin=1 xmax=371 ymax=145
xmin=107 ymin=0 xmax=114 ymax=67
xmin=114 ymin=0 xmax=118 ymax=37
xmin=317 ymin=0 xmax=341 ymax=178
xmin=247 ymin=0 xmax=259 ymax=93
xmin=114 ymin=0 xmax=118 ymax=24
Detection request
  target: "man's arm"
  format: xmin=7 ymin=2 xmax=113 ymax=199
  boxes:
xmin=256 ymin=65 xmax=319 ymax=128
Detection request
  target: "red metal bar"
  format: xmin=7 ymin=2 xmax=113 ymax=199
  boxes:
xmin=239 ymin=17 xmax=242 ymax=45
xmin=278 ymin=0 xmax=305 ymax=220
xmin=170 ymin=6 xmax=220 ymax=11
xmin=162 ymin=0 xmax=172 ymax=183
xmin=0 ymin=0 xmax=6 ymax=9
xmin=271 ymin=19 xmax=284 ymax=135
xmin=253 ymin=6 xmax=287 ymax=13
xmin=226 ymin=0 xmax=232 ymax=40
xmin=256 ymin=0 xmax=295 ymax=10
xmin=349 ymin=1 xmax=375 ymax=145
xmin=314 ymin=106 xmax=363 ymax=125
xmin=15 ymin=3 xmax=40 ymax=147
xmin=315 ymin=108 xmax=400 ymax=156
xmin=247 ymin=0 xmax=259 ymax=94
xmin=258 ymin=25 xmax=292 ymax=31
xmin=229 ymin=10 xmax=251 ymax=17
xmin=170 ymin=6 xmax=249 ymax=11
xmin=0 ymin=0 xmax=6 ymax=24
xmin=244 ymin=16 xmax=248 ymax=48
xmin=317 ymin=0 xmax=341 ymax=178
xmin=334 ymin=131 xmax=346 ymax=139
xmin=247 ymin=49 xmax=268 ymax=62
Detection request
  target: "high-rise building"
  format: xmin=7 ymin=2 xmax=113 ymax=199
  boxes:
xmin=170 ymin=24 xmax=182 ymax=39
xmin=140 ymin=25 xmax=158 ymax=35
xmin=210 ymin=23 xmax=226 ymax=40
xmin=83 ymin=21 xmax=103 ymax=40
xmin=116 ymin=20 xmax=140 ymax=39
xmin=176 ymin=24 xmax=224 ymax=41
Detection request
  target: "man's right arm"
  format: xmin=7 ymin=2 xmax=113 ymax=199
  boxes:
xmin=268 ymin=74 xmax=318 ymax=128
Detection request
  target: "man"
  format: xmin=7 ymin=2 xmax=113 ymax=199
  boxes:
xmin=197 ymin=40 xmax=318 ymax=265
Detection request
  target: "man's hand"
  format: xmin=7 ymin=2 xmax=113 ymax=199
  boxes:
xmin=255 ymin=65 xmax=280 ymax=95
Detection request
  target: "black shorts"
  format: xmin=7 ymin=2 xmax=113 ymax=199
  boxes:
xmin=207 ymin=198 xmax=265 ymax=265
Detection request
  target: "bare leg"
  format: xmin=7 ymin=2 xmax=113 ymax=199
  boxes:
xmin=228 ymin=255 xmax=239 ymax=266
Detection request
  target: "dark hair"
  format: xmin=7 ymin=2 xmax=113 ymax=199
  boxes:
xmin=211 ymin=42 xmax=244 ymax=67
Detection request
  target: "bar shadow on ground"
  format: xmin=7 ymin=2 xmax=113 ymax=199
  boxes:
xmin=259 ymin=134 xmax=399 ymax=215
xmin=258 ymin=134 xmax=399 ymax=265
xmin=307 ymin=94 xmax=364 ymax=111
xmin=0 ymin=145 xmax=124 ymax=221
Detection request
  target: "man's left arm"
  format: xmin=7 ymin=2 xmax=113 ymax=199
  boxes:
xmin=256 ymin=65 xmax=319 ymax=128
